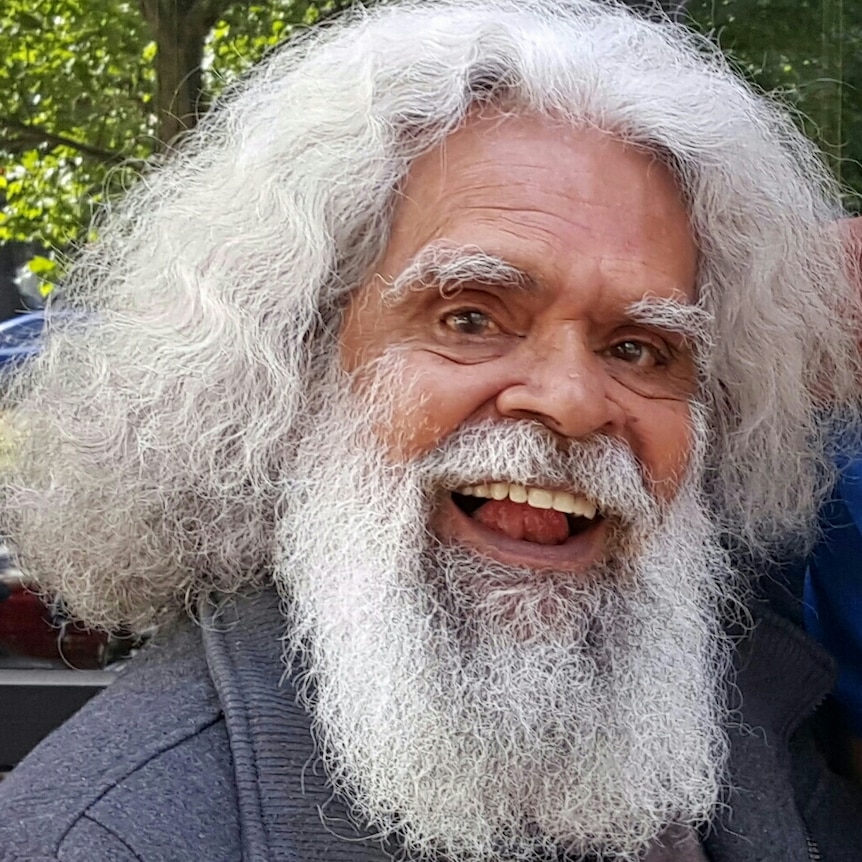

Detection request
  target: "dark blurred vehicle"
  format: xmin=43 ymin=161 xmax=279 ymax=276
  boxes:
xmin=0 ymin=572 xmax=108 ymax=670
xmin=0 ymin=554 xmax=142 ymax=769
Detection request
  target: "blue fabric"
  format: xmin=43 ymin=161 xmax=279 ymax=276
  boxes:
xmin=806 ymin=458 xmax=862 ymax=735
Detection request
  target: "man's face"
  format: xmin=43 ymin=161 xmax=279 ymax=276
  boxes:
xmin=340 ymin=114 xmax=699 ymax=578
xmin=282 ymin=115 xmax=729 ymax=862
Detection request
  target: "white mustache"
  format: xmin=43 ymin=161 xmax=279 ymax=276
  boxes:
xmin=416 ymin=420 xmax=658 ymax=527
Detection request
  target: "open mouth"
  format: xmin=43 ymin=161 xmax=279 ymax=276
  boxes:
xmin=429 ymin=481 xmax=609 ymax=574
xmin=451 ymin=482 xmax=602 ymax=546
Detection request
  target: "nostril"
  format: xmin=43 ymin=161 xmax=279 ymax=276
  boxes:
xmin=495 ymin=375 xmax=618 ymax=441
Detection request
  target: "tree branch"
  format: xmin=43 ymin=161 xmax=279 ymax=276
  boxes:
xmin=0 ymin=117 xmax=126 ymax=163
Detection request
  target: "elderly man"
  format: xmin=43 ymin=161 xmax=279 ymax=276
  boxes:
xmin=1 ymin=1 xmax=861 ymax=860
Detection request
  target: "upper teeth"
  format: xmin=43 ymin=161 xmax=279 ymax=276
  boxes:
xmin=458 ymin=483 xmax=597 ymax=518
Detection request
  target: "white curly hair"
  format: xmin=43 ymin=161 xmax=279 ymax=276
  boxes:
xmin=4 ymin=0 xmax=861 ymax=630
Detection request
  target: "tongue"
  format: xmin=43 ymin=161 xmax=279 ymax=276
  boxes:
xmin=473 ymin=499 xmax=569 ymax=545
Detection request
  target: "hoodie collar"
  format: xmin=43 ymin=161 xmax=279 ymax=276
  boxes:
xmin=202 ymin=589 xmax=399 ymax=862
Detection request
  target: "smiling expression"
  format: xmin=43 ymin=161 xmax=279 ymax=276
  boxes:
xmin=339 ymin=114 xmax=699 ymax=572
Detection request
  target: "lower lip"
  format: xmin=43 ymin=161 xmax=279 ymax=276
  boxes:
xmin=430 ymin=494 xmax=608 ymax=574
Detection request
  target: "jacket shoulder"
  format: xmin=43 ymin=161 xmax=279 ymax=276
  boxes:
xmin=0 ymin=619 xmax=241 ymax=862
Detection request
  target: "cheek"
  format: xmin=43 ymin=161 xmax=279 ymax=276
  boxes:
xmin=374 ymin=358 xmax=500 ymax=461
xmin=382 ymin=379 xmax=471 ymax=460
xmin=339 ymin=301 xmax=377 ymax=374
xmin=625 ymin=399 xmax=694 ymax=498
xmin=339 ymin=282 xmax=399 ymax=374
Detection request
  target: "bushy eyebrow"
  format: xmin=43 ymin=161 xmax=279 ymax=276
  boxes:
xmin=381 ymin=243 xmax=712 ymax=350
xmin=626 ymin=295 xmax=714 ymax=351
xmin=382 ymin=243 xmax=536 ymax=302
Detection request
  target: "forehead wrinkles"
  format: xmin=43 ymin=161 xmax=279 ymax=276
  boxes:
xmin=399 ymin=115 xmax=694 ymax=247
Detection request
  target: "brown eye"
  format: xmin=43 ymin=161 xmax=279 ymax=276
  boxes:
xmin=443 ymin=310 xmax=499 ymax=336
xmin=607 ymin=340 xmax=668 ymax=368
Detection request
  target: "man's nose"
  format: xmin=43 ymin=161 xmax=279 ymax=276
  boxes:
xmin=494 ymin=336 xmax=624 ymax=440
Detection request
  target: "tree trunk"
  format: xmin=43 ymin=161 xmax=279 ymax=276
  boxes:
xmin=139 ymin=0 xmax=228 ymax=149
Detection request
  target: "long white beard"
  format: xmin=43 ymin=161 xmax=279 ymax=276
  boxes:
xmin=276 ymin=375 xmax=735 ymax=862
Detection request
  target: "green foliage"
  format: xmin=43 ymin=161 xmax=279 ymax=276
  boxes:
xmin=209 ymin=1 xmax=356 ymax=98
xmin=686 ymin=0 xmax=862 ymax=211
xmin=205 ymin=1 xmax=352 ymax=93
xmin=0 ymin=0 xmax=355 ymax=254
xmin=0 ymin=0 xmax=154 ymax=249
xmin=1 ymin=0 xmax=860 ymax=258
